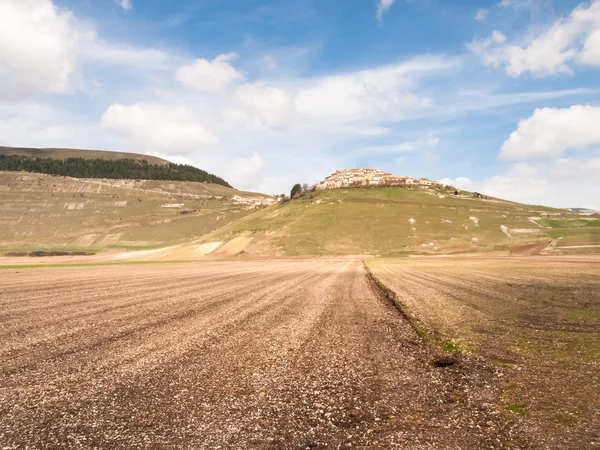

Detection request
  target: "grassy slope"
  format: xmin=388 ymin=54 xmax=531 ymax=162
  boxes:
xmin=207 ymin=186 xmax=598 ymax=256
xmin=0 ymin=146 xmax=170 ymax=165
xmin=0 ymin=171 xmax=265 ymax=252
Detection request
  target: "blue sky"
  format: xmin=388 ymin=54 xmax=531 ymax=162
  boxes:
xmin=1 ymin=0 xmax=600 ymax=208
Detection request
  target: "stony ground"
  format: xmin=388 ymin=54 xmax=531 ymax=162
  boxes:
xmin=368 ymin=256 xmax=600 ymax=449
xmin=0 ymin=260 xmax=522 ymax=449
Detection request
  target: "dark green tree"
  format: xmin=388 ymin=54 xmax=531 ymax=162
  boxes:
xmin=290 ymin=183 xmax=303 ymax=199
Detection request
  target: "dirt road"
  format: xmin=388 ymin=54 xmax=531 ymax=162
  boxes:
xmin=1 ymin=260 xmax=513 ymax=449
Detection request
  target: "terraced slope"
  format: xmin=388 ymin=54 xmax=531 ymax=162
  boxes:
xmin=0 ymin=171 xmax=265 ymax=252
xmin=203 ymin=187 xmax=599 ymax=257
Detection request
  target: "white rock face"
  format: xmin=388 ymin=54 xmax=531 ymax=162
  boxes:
xmin=500 ymin=225 xmax=512 ymax=237
xmin=469 ymin=216 xmax=479 ymax=226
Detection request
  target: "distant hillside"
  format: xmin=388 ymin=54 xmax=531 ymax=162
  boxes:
xmin=0 ymin=147 xmax=231 ymax=187
xmin=0 ymin=146 xmax=169 ymax=165
xmin=0 ymin=172 xmax=265 ymax=252
xmin=202 ymin=185 xmax=599 ymax=257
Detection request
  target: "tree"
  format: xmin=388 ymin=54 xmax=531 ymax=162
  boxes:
xmin=302 ymin=183 xmax=309 ymax=192
xmin=290 ymin=183 xmax=303 ymax=199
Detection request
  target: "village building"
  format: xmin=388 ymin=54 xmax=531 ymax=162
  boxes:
xmin=232 ymin=195 xmax=277 ymax=208
xmin=315 ymin=168 xmax=437 ymax=190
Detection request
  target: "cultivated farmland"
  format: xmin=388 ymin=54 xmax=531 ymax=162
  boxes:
xmin=367 ymin=256 xmax=600 ymax=449
xmin=2 ymin=259 xmax=524 ymax=449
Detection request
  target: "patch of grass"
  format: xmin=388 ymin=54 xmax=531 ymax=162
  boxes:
xmin=440 ymin=341 xmax=463 ymax=353
xmin=542 ymin=218 xmax=600 ymax=228
xmin=552 ymin=412 xmax=579 ymax=426
xmin=562 ymin=308 xmax=600 ymax=322
xmin=507 ymin=404 xmax=527 ymax=414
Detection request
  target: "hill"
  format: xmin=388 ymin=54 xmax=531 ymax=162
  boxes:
xmin=199 ymin=183 xmax=600 ymax=257
xmin=0 ymin=146 xmax=169 ymax=165
xmin=1 ymin=164 xmax=598 ymax=259
xmin=0 ymin=171 xmax=269 ymax=253
xmin=0 ymin=147 xmax=230 ymax=187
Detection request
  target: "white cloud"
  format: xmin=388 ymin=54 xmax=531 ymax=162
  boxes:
xmin=477 ymin=158 xmax=600 ymax=209
xmin=580 ymin=29 xmax=600 ymax=65
xmin=117 ymin=0 xmax=133 ymax=10
xmin=377 ymin=0 xmax=396 ymax=21
xmin=439 ymin=177 xmax=474 ymax=190
xmin=294 ymin=57 xmax=448 ymax=125
xmin=497 ymin=0 xmax=540 ymax=10
xmin=500 ymin=105 xmax=600 ymax=160
xmin=228 ymin=153 xmax=265 ymax=190
xmin=236 ymin=82 xmax=296 ymax=128
xmin=176 ymin=53 xmax=243 ymax=93
xmin=0 ymin=0 xmax=177 ymax=101
xmin=101 ymin=103 xmax=218 ymax=155
xmin=469 ymin=0 xmax=600 ymax=76
xmin=0 ymin=0 xmax=82 ymax=98
xmin=360 ymin=135 xmax=439 ymax=154
xmin=475 ymin=9 xmax=489 ymax=23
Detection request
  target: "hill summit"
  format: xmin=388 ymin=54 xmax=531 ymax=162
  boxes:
xmin=315 ymin=168 xmax=441 ymax=190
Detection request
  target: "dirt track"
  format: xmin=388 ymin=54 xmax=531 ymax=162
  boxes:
xmin=0 ymin=260 xmax=517 ymax=449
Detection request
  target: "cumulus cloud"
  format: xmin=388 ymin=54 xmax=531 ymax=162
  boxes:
xmin=176 ymin=53 xmax=243 ymax=93
xmin=500 ymin=105 xmax=600 ymax=160
xmin=294 ymin=57 xmax=447 ymax=125
xmin=116 ymin=0 xmax=133 ymax=10
xmin=480 ymin=158 xmax=600 ymax=208
xmin=236 ymin=82 xmax=295 ymax=128
xmin=446 ymin=157 xmax=600 ymax=209
xmin=0 ymin=0 xmax=176 ymax=100
xmin=377 ymin=0 xmax=396 ymax=21
xmin=439 ymin=177 xmax=474 ymax=190
xmin=101 ymin=103 xmax=218 ymax=154
xmin=0 ymin=0 xmax=83 ymax=98
xmin=475 ymin=9 xmax=489 ymax=23
xmin=469 ymin=0 xmax=600 ymax=76
xmin=228 ymin=153 xmax=265 ymax=190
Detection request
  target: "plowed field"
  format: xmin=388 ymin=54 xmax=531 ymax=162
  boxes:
xmin=368 ymin=256 xmax=600 ymax=449
xmin=1 ymin=260 xmax=519 ymax=449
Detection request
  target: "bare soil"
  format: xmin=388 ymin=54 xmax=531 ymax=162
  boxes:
xmin=368 ymin=256 xmax=600 ymax=449
xmin=0 ymin=260 xmax=520 ymax=449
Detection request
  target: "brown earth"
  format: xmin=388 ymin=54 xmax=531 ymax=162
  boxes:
xmin=368 ymin=256 xmax=600 ymax=449
xmin=0 ymin=260 xmax=523 ymax=449
xmin=508 ymin=241 xmax=550 ymax=256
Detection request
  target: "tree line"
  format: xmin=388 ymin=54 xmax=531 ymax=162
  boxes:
xmin=0 ymin=155 xmax=231 ymax=187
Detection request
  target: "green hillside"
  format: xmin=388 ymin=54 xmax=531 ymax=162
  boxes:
xmin=202 ymin=186 xmax=600 ymax=257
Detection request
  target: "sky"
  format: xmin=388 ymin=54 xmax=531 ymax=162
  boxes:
xmin=1 ymin=0 xmax=599 ymax=208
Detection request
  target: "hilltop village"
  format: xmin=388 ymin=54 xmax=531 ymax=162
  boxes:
xmin=315 ymin=168 xmax=442 ymax=190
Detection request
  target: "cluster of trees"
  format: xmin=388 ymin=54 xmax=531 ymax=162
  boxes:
xmin=0 ymin=155 xmax=231 ymax=187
